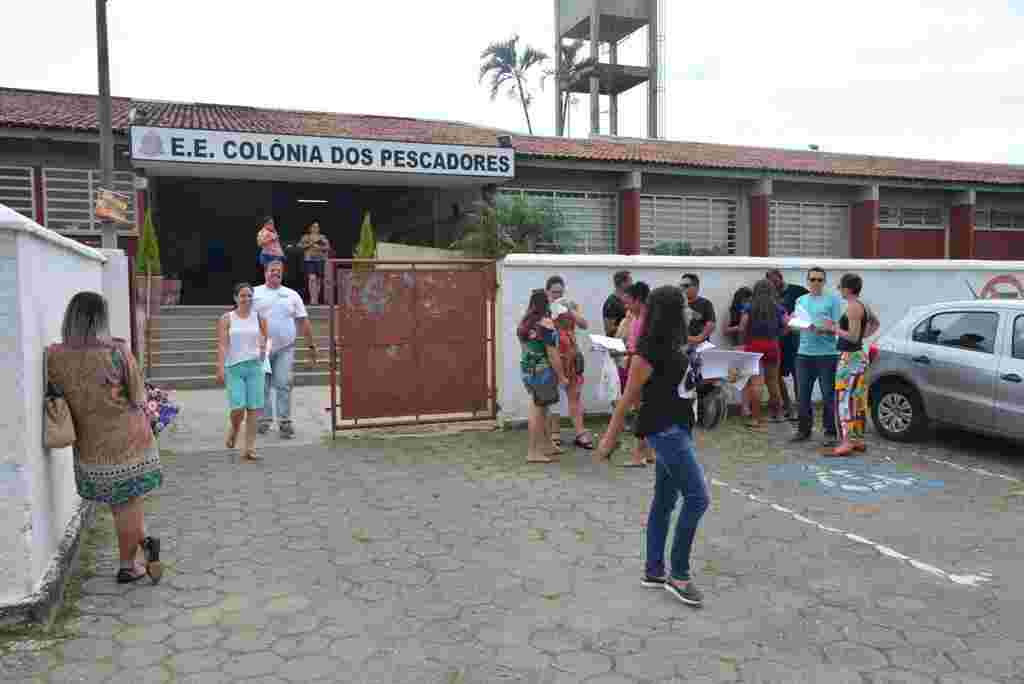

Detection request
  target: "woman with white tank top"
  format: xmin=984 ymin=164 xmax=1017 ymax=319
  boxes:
xmin=217 ymin=283 xmax=269 ymax=461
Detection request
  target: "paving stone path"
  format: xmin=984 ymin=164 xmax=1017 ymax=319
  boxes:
xmin=2 ymin=416 xmax=1023 ymax=683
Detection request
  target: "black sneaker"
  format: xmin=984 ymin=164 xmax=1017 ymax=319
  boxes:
xmin=789 ymin=432 xmax=811 ymax=443
xmin=665 ymin=580 xmax=703 ymax=606
xmin=279 ymin=423 xmax=295 ymax=439
xmin=822 ymin=435 xmax=839 ymax=448
xmin=256 ymin=422 xmax=271 ymax=435
xmin=641 ymin=575 xmax=666 ymax=588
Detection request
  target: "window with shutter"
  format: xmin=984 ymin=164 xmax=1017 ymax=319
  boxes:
xmin=639 ymin=195 xmax=737 ymax=254
xmin=0 ymin=166 xmax=35 ymax=219
xmin=43 ymin=168 xmax=136 ymax=233
xmin=987 ymin=210 xmax=1024 ymax=231
xmin=498 ymin=188 xmax=617 ymax=254
xmin=879 ymin=206 xmax=944 ymax=230
xmin=768 ymin=201 xmax=846 ymax=257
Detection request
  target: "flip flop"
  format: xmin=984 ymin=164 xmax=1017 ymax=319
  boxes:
xmin=574 ymin=432 xmax=596 ymax=450
xmin=620 ymin=461 xmax=647 ymax=468
xmin=526 ymin=456 xmax=555 ymax=464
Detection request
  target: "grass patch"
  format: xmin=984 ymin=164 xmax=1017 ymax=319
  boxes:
xmin=0 ymin=505 xmax=114 ymax=652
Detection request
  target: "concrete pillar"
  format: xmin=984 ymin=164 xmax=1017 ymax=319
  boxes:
xmin=647 ymin=0 xmax=659 ymax=138
xmin=749 ymin=178 xmax=771 ymax=257
xmin=609 ymin=43 xmax=618 ymax=136
xmin=619 ymin=171 xmax=642 ymax=255
xmin=554 ymin=0 xmax=564 ymax=137
xmin=949 ymin=190 xmax=976 ymax=259
xmin=590 ymin=6 xmax=601 ymax=136
xmin=32 ymin=165 xmax=45 ymax=226
xmin=851 ymin=185 xmax=880 ymax=259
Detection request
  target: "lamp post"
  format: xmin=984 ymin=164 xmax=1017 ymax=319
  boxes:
xmin=96 ymin=0 xmax=116 ymax=248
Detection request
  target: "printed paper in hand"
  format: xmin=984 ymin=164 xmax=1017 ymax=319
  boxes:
xmin=589 ymin=334 xmax=626 ymax=353
xmin=263 ymin=339 xmax=273 ymax=374
xmin=788 ymin=316 xmax=812 ymax=330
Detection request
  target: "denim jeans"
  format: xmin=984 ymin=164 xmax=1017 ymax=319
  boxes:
xmin=644 ymin=424 xmax=709 ymax=581
xmin=260 ymin=345 xmax=295 ymax=426
xmin=796 ymin=354 xmax=838 ymax=437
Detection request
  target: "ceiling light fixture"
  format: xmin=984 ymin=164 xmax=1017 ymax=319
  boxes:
xmin=297 ymin=199 xmax=329 ymax=204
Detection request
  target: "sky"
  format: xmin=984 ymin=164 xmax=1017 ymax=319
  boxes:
xmin=3 ymin=0 xmax=1024 ymax=165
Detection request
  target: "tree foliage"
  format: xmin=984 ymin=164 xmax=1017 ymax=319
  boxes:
xmin=479 ymin=35 xmax=549 ymax=134
xmin=135 ymin=208 xmax=162 ymax=275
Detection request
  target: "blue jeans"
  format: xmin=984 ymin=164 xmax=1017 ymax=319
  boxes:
xmin=260 ymin=345 xmax=295 ymax=426
xmin=645 ymin=425 xmax=709 ymax=581
xmin=796 ymin=354 xmax=838 ymax=437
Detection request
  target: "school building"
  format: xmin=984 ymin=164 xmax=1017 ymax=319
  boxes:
xmin=2 ymin=86 xmax=1024 ymax=304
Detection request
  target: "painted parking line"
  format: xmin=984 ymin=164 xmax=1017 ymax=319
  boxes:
xmin=709 ymin=475 xmax=994 ymax=588
xmin=921 ymin=456 xmax=1022 ymax=484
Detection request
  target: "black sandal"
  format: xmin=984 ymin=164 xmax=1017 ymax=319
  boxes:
xmin=141 ymin=536 xmax=162 ymax=585
xmin=116 ymin=562 xmax=146 ymax=584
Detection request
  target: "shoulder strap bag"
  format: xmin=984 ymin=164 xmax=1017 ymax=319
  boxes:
xmin=43 ymin=347 xmax=76 ymax=449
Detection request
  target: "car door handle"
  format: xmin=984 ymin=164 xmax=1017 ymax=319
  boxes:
xmin=1001 ymin=373 xmax=1023 ymax=383
xmin=911 ymin=355 xmax=931 ymax=365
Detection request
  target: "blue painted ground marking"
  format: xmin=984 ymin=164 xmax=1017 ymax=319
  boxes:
xmin=768 ymin=458 xmax=944 ymax=502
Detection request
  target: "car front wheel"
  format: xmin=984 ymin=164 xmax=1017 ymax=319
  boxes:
xmin=871 ymin=381 xmax=927 ymax=442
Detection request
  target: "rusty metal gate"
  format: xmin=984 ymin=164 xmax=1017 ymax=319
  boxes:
xmin=327 ymin=260 xmax=498 ymax=434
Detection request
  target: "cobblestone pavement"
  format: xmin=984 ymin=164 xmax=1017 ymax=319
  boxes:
xmin=2 ymin=415 xmax=1024 ymax=683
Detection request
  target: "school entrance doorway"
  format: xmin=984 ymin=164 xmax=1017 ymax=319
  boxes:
xmin=327 ymin=260 xmax=498 ymax=433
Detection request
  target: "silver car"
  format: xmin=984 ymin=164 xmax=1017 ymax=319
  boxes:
xmin=867 ymin=299 xmax=1024 ymax=442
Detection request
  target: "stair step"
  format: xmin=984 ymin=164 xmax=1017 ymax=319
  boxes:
xmin=151 ymin=325 xmax=331 ymax=339
xmin=157 ymin=305 xmax=332 ymax=318
xmin=149 ymin=370 xmax=330 ymax=391
xmin=150 ymin=336 xmax=332 ymax=350
xmin=150 ymin=349 xmax=322 ymax=364
xmin=147 ymin=360 xmax=330 ymax=380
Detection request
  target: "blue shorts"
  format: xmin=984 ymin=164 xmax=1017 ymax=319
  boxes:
xmin=304 ymin=259 xmax=325 ymax=276
xmin=226 ymin=359 xmax=265 ymax=410
xmin=259 ymin=253 xmax=286 ymax=267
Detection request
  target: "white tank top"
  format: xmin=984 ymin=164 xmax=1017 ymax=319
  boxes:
xmin=226 ymin=310 xmax=262 ymax=367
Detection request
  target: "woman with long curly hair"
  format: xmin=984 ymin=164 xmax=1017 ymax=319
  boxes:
xmin=740 ymin=279 xmax=789 ymax=430
xmin=518 ymin=289 xmax=568 ymax=463
xmin=597 ymin=286 xmax=710 ymax=607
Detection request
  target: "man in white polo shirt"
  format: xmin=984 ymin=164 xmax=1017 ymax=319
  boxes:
xmin=253 ymin=261 xmax=318 ymax=438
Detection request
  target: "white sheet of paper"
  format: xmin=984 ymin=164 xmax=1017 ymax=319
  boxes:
xmin=788 ymin=317 xmax=812 ymax=330
xmin=263 ymin=339 xmax=273 ymax=374
xmin=702 ymin=349 xmax=763 ymax=381
xmin=589 ymin=334 xmax=626 ymax=353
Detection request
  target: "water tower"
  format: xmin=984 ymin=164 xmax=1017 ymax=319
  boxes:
xmin=554 ymin=0 xmax=664 ymax=138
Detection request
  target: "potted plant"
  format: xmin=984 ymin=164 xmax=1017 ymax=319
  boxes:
xmin=135 ymin=209 xmax=164 ymax=316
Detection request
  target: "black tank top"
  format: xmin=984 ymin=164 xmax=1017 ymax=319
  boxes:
xmin=837 ymin=311 xmax=863 ymax=352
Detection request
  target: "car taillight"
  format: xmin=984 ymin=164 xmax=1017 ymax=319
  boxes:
xmin=868 ymin=343 xmax=879 ymax=364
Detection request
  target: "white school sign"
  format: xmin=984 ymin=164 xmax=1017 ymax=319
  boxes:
xmin=129 ymin=126 xmax=515 ymax=179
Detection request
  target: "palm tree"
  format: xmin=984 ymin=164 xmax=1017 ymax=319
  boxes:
xmin=479 ymin=35 xmax=549 ymax=135
xmin=544 ymin=40 xmax=598 ymax=137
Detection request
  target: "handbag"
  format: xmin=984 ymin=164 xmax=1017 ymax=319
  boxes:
xmin=44 ymin=382 xmax=76 ymax=449
xmin=531 ymin=379 xmax=560 ymax=407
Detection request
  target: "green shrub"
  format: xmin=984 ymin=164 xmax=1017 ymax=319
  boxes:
xmin=135 ymin=209 xmax=161 ymax=275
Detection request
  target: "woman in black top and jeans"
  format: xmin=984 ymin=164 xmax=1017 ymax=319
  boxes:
xmin=597 ymin=286 xmax=710 ymax=606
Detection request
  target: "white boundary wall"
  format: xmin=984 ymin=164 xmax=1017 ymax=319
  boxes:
xmin=498 ymin=254 xmax=1024 ymax=426
xmin=0 ymin=205 xmax=130 ymax=604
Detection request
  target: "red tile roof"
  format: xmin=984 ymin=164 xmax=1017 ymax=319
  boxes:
xmin=3 ymin=87 xmax=1024 ymax=186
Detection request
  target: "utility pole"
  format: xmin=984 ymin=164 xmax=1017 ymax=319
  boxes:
xmin=96 ymin=0 xmax=116 ymax=248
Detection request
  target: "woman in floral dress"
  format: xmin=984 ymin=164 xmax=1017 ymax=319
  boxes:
xmin=47 ymin=292 xmax=163 ymax=584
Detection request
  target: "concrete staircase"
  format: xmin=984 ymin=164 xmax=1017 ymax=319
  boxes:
xmin=146 ymin=306 xmax=332 ymax=390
